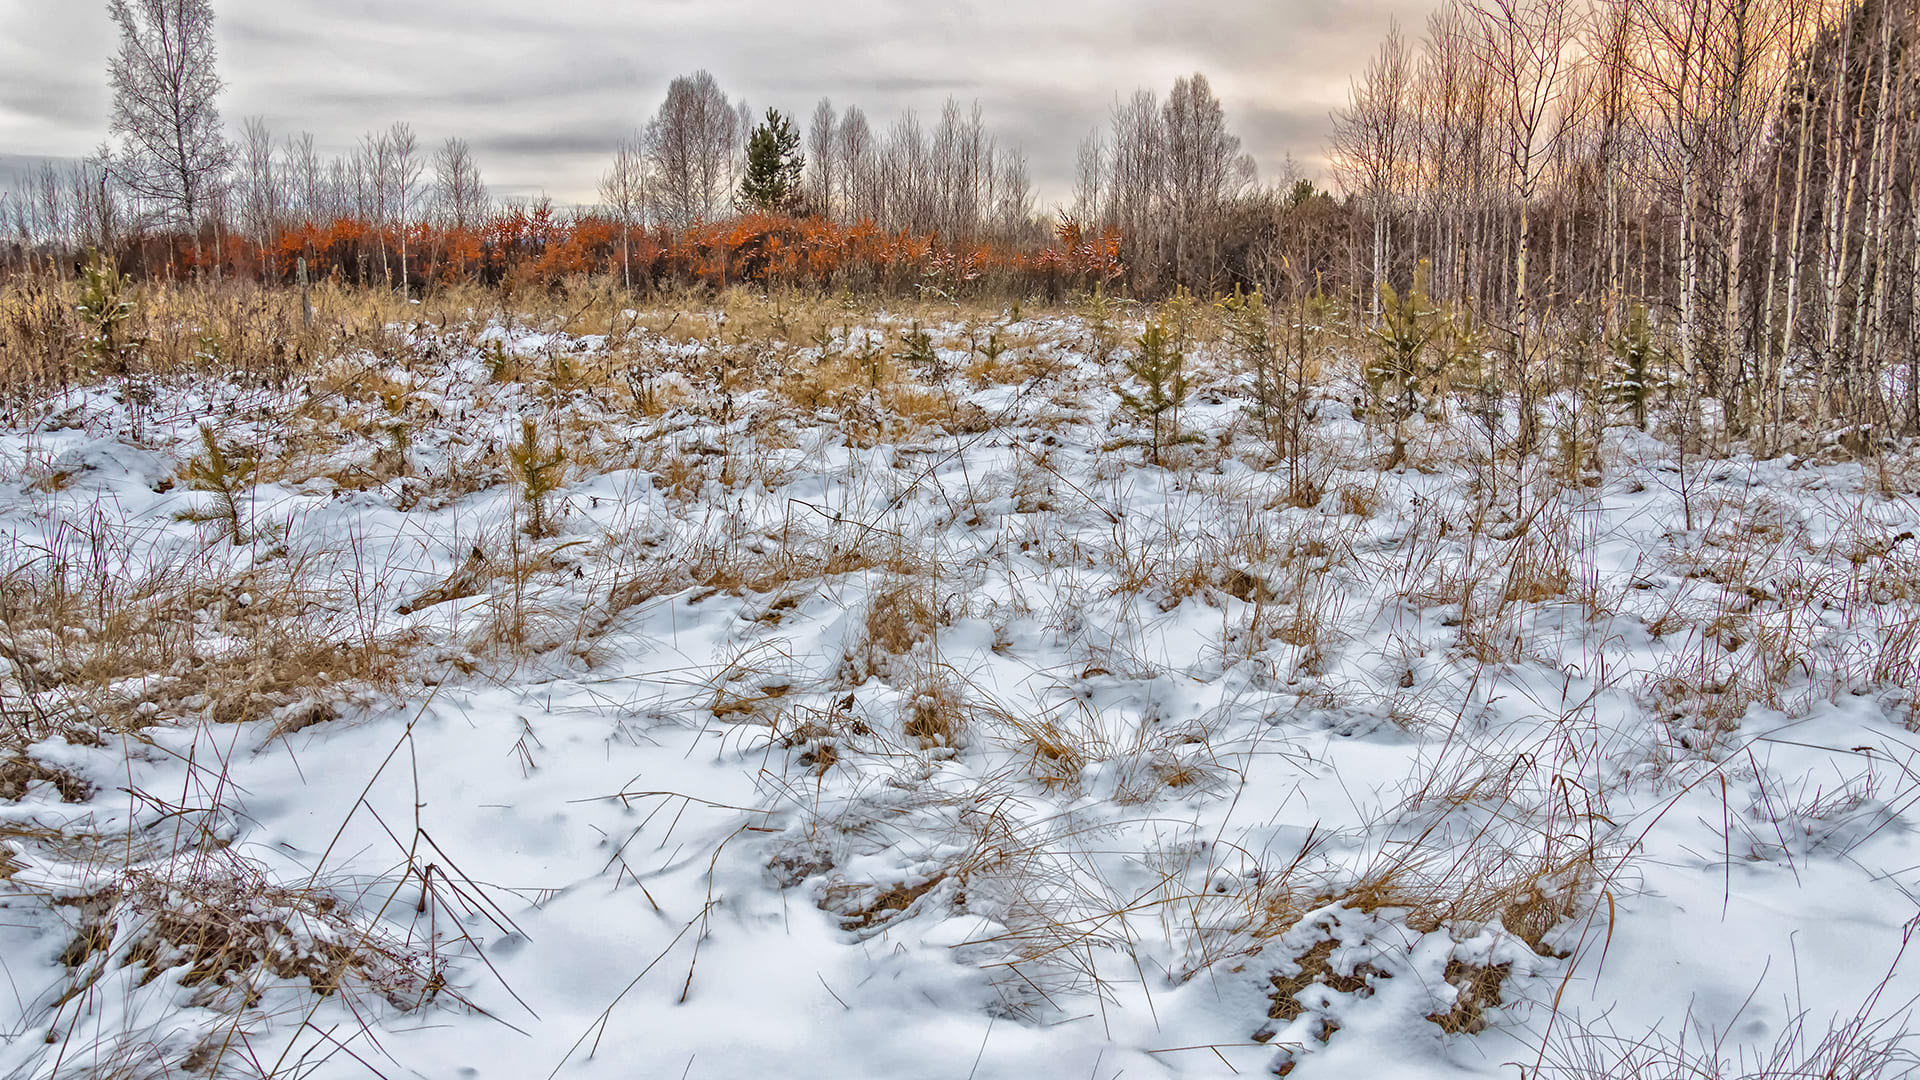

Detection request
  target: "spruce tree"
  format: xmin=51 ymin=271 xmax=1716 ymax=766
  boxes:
xmin=739 ymin=109 xmax=805 ymax=213
xmin=1605 ymin=303 xmax=1663 ymax=431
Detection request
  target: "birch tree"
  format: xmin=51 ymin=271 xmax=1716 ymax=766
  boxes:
xmin=433 ymin=136 xmax=488 ymax=233
xmin=648 ymin=71 xmax=737 ymax=227
xmin=1332 ymin=21 xmax=1415 ymax=318
xmin=599 ymin=133 xmax=646 ymax=289
xmin=808 ymin=98 xmax=838 ymax=218
xmin=106 ymin=0 xmax=230 ymax=247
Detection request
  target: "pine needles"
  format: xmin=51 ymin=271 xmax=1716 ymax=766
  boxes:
xmin=175 ymin=424 xmax=256 ymax=544
xmin=75 ymin=252 xmax=139 ymax=376
xmin=1365 ymin=265 xmax=1452 ymax=469
xmin=1118 ymin=318 xmax=1189 ymax=466
xmin=1605 ymin=303 xmax=1666 ymax=431
xmin=510 ymin=417 xmax=566 ymax=539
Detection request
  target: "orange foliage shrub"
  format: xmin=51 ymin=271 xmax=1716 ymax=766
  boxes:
xmin=124 ymin=210 xmax=1126 ymax=299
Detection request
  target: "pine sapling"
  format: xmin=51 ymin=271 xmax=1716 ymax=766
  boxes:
xmin=1455 ymin=339 xmax=1507 ymax=492
xmin=175 ymin=424 xmax=256 ymax=544
xmin=974 ymin=324 xmax=1010 ymax=369
xmin=853 ymin=330 xmax=886 ymax=389
xmin=1365 ymin=264 xmax=1448 ymax=469
xmin=1118 ymin=319 xmax=1190 ymax=466
xmin=1083 ymin=285 xmax=1119 ymax=364
xmin=75 ymin=252 xmax=139 ymax=376
xmin=510 ymin=418 xmax=566 ymax=539
xmin=1221 ymin=289 xmax=1279 ymax=438
xmin=894 ymin=321 xmax=937 ymax=376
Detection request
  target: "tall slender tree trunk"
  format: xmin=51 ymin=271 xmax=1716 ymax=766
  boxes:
xmin=1815 ymin=20 xmax=1856 ymax=430
xmin=1778 ymin=73 xmax=1815 ymax=444
xmin=1909 ymin=98 xmax=1920 ymax=433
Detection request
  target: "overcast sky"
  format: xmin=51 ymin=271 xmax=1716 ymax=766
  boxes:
xmin=1 ymin=0 xmax=1431 ymax=207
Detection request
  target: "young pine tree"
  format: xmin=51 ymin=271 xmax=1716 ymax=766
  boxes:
xmin=1118 ymin=319 xmax=1189 ymax=466
xmin=75 ymin=252 xmax=139 ymax=375
xmin=175 ymin=424 xmax=255 ymax=544
xmin=894 ymin=321 xmax=937 ymax=375
xmin=739 ymin=109 xmax=805 ymax=214
xmin=1082 ymin=284 xmax=1120 ymax=364
xmin=1220 ymin=287 xmax=1278 ymax=436
xmin=510 ymin=419 xmax=566 ymax=539
xmin=1365 ymin=263 xmax=1449 ymax=468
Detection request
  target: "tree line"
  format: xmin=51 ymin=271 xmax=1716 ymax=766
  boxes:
xmin=1320 ymin=0 xmax=1918 ymax=444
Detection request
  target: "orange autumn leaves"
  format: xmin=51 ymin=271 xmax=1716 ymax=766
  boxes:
xmin=204 ymin=211 xmax=1124 ymax=295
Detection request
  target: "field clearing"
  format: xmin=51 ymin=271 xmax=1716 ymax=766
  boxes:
xmin=1 ymin=294 xmax=1918 ymax=1079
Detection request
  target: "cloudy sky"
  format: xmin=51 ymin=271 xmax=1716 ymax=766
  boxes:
xmin=1 ymin=0 xmax=1429 ymax=207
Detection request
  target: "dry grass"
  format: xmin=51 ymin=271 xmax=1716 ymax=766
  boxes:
xmin=1 ymin=527 xmax=410 ymax=741
xmin=865 ymin=572 xmax=940 ymax=661
xmin=1266 ymin=937 xmax=1389 ymax=1024
xmin=4 ymin=270 xmax=1917 ymax=1077
xmin=1425 ymin=958 xmax=1510 ymax=1034
xmin=58 ymin=854 xmax=444 ymax=1008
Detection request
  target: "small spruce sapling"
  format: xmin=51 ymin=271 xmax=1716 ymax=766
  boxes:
xmin=176 ymin=424 xmax=256 ymax=544
xmin=1605 ymin=303 xmax=1663 ymax=431
xmin=510 ymin=418 xmax=565 ymax=539
xmin=1118 ymin=319 xmax=1189 ymax=466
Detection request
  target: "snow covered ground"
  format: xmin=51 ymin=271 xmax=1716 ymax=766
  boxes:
xmin=1 ymin=306 xmax=1917 ymax=1079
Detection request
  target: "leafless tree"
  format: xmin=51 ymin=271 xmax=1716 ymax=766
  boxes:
xmin=1332 ymin=20 xmax=1415 ymax=318
xmin=1108 ymin=89 xmax=1165 ymax=288
xmin=995 ymin=148 xmax=1035 ymax=238
xmin=106 ymin=0 xmax=231 ymax=248
xmin=237 ymin=116 xmax=281 ymax=258
xmin=599 ymin=133 xmax=647 ymax=288
xmin=808 ymin=98 xmax=838 ymax=218
xmin=433 ymin=136 xmax=488 ymax=233
xmin=1474 ymin=0 xmax=1584 ymax=450
xmin=74 ymin=152 xmax=121 ymax=254
xmin=30 ymin=161 xmax=69 ymax=259
xmin=1163 ymin=72 xmax=1253 ymax=288
xmin=1074 ymin=130 xmax=1107 ymax=225
xmin=886 ymin=110 xmax=931 ymax=233
xmin=386 ymin=122 xmax=422 ymax=296
xmin=647 ymin=71 xmax=738 ymax=227
xmin=838 ymin=106 xmax=877 ymax=223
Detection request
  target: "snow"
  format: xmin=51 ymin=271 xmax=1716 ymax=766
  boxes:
xmin=0 ymin=311 xmax=1916 ymax=1079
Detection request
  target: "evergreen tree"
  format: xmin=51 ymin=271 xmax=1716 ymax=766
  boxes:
xmin=1605 ymin=303 xmax=1664 ymax=431
xmin=739 ymin=109 xmax=805 ymax=213
xmin=75 ymin=251 xmax=139 ymax=375
xmin=1118 ymin=319 xmax=1189 ymax=466
xmin=1365 ymin=262 xmax=1451 ymax=469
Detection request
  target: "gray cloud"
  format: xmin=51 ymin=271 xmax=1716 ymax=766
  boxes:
xmin=0 ymin=154 xmax=68 ymax=194
xmin=0 ymin=0 xmax=1418 ymax=207
xmin=479 ymin=128 xmax=634 ymax=159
